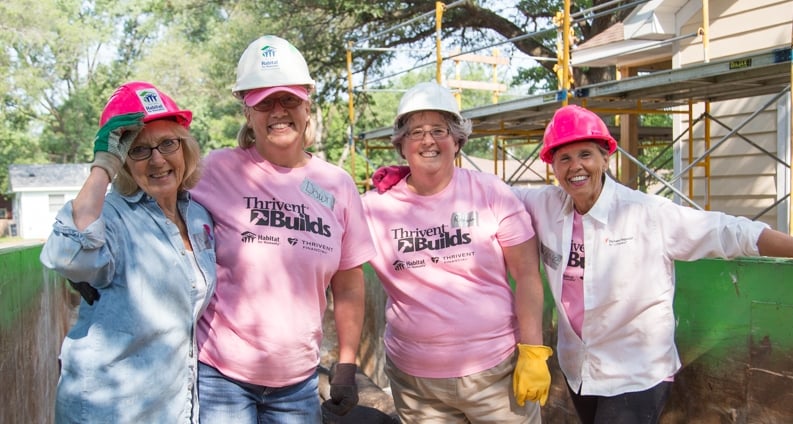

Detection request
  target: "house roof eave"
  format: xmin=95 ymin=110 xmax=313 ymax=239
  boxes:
xmin=572 ymin=40 xmax=672 ymax=67
xmin=572 ymin=0 xmax=689 ymax=67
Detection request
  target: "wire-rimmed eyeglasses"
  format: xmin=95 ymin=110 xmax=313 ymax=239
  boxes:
xmin=406 ymin=127 xmax=450 ymax=141
xmin=128 ymin=138 xmax=182 ymax=161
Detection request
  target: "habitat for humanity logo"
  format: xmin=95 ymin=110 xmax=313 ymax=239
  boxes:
xmin=135 ymin=89 xmax=167 ymax=115
xmin=391 ymin=258 xmax=426 ymax=271
xmin=259 ymin=45 xmax=279 ymax=70
xmin=240 ymin=231 xmax=279 ymax=245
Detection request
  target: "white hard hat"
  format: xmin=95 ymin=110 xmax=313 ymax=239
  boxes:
xmin=233 ymin=35 xmax=315 ymax=99
xmin=394 ymin=81 xmax=462 ymax=128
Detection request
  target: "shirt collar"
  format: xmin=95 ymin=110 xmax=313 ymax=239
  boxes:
xmin=586 ymin=175 xmax=615 ymax=225
xmin=115 ymin=188 xmax=190 ymax=204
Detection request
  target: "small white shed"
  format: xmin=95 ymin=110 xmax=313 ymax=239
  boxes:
xmin=8 ymin=163 xmax=90 ymax=240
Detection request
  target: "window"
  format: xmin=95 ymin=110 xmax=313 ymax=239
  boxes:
xmin=49 ymin=194 xmax=65 ymax=213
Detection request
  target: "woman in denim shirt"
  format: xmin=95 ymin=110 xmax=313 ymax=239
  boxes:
xmin=40 ymin=81 xmax=216 ymax=424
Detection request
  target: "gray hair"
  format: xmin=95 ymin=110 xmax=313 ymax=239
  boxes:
xmin=391 ymin=111 xmax=472 ymax=159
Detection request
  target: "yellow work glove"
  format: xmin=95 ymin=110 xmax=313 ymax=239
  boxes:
xmin=513 ymin=344 xmax=553 ymax=406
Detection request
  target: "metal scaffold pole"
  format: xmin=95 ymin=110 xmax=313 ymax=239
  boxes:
xmin=346 ymin=41 xmax=356 ymax=183
xmin=435 ymin=2 xmax=444 ymax=83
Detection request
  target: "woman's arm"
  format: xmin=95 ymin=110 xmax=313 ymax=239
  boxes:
xmin=756 ymin=228 xmax=793 ymax=257
xmin=72 ymin=167 xmax=111 ymax=231
xmin=504 ymin=237 xmax=544 ymax=345
xmin=330 ymin=265 xmax=366 ymax=364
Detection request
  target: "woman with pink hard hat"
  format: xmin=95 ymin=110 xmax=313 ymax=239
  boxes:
xmin=41 ymin=81 xmax=216 ymax=423
xmin=513 ymin=104 xmax=793 ymax=423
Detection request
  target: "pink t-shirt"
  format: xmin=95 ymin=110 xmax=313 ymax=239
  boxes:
xmin=362 ymin=168 xmax=535 ymax=378
xmin=561 ymin=211 xmax=585 ymax=339
xmin=191 ymin=147 xmax=375 ymax=387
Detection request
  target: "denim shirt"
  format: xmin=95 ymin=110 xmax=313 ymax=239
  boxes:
xmin=40 ymin=189 xmax=217 ymax=424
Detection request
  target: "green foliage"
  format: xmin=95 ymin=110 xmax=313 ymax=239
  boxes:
xmin=0 ymin=146 xmax=38 ymax=194
xmin=0 ymin=0 xmax=158 ymax=160
xmin=38 ymin=89 xmax=99 ymax=163
xmin=0 ymin=123 xmax=45 ymax=194
xmin=0 ymin=0 xmax=628 ymax=197
xmin=513 ymin=66 xmax=558 ymax=94
xmin=642 ymin=113 xmax=672 ymax=127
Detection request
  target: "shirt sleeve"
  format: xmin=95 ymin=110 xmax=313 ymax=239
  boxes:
xmin=493 ymin=179 xmax=535 ymax=247
xmin=656 ymin=197 xmax=768 ymax=260
xmin=39 ymin=201 xmax=116 ymax=288
xmin=338 ymin=178 xmax=377 ymax=270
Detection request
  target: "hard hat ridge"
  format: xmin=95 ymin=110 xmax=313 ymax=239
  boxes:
xmin=99 ymin=81 xmax=192 ymax=128
xmin=233 ymin=35 xmax=315 ymax=99
xmin=394 ymin=81 xmax=463 ymax=129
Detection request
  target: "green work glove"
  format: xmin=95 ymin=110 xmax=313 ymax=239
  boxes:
xmin=91 ymin=112 xmax=145 ymax=179
xmin=322 ymin=363 xmax=358 ymax=416
xmin=513 ymin=344 xmax=553 ymax=407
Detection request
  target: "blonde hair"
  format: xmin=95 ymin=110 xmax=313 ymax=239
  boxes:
xmin=113 ymin=123 xmax=203 ymax=196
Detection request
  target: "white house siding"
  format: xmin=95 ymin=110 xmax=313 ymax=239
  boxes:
xmin=672 ymin=0 xmax=792 ymax=230
xmin=17 ymin=190 xmax=79 ymax=240
xmin=677 ymin=0 xmax=792 ymax=63
xmin=8 ymin=163 xmax=90 ymax=240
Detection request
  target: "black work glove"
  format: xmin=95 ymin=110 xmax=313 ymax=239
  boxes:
xmin=322 ymin=363 xmax=358 ymax=416
xmin=68 ymin=280 xmax=100 ymax=305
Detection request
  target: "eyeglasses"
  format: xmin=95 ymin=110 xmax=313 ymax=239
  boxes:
xmin=406 ymin=127 xmax=450 ymax=141
xmin=128 ymin=138 xmax=182 ymax=161
xmin=252 ymin=95 xmax=304 ymax=112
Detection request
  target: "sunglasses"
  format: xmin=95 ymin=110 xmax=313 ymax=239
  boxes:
xmin=252 ymin=95 xmax=304 ymax=112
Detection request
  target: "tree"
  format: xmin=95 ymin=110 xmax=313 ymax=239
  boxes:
xmin=241 ymin=0 xmax=630 ymax=99
xmin=0 ymin=0 xmax=168 ymax=161
xmin=0 ymin=0 xmax=632 ymax=185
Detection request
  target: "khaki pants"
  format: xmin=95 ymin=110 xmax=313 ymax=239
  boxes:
xmin=385 ymin=353 xmax=542 ymax=424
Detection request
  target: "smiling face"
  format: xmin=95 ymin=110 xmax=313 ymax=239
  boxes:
xmin=401 ymin=110 xmax=458 ymax=177
xmin=125 ymin=119 xmax=186 ymax=204
xmin=245 ymin=91 xmax=311 ymax=165
xmin=551 ymin=140 xmax=610 ymax=214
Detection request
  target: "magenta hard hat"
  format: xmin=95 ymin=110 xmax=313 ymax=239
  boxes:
xmin=540 ymin=105 xmax=617 ymax=163
xmin=99 ymin=81 xmax=192 ymax=128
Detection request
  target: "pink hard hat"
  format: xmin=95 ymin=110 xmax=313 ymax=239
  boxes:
xmin=539 ymin=105 xmax=617 ymax=163
xmin=99 ymin=81 xmax=192 ymax=128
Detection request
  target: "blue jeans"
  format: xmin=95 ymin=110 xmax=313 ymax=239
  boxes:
xmin=198 ymin=361 xmax=321 ymax=424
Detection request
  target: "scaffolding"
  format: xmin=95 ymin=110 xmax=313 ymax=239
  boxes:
xmin=346 ymin=0 xmax=793 ymax=233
